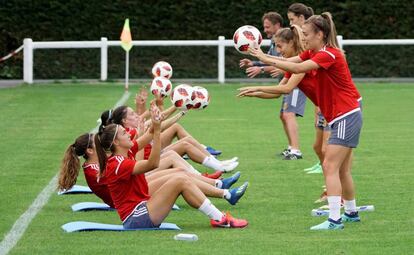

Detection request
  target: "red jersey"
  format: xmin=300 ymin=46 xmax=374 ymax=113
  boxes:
xmin=299 ymin=46 xmax=361 ymax=124
xmin=82 ymin=163 xmax=114 ymax=208
xmin=284 ymin=71 xmax=318 ymax=106
xmin=125 ymin=127 xmax=152 ymax=160
xmin=104 ymin=140 xmax=150 ymax=221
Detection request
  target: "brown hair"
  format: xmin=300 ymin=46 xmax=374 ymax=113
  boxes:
xmin=110 ymin=106 xmax=128 ymax=126
xmin=262 ymin=12 xmax=283 ymax=26
xmin=274 ymin=25 xmax=305 ymax=56
xmin=58 ymin=133 xmax=92 ymax=191
xmin=288 ymin=3 xmax=314 ymax=19
xmin=305 ymin=12 xmax=340 ymax=49
xmin=94 ymin=124 xmax=119 ymax=176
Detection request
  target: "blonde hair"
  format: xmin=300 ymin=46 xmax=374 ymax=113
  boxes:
xmin=274 ymin=25 xmax=305 ymax=56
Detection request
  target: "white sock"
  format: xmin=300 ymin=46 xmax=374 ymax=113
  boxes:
xmin=215 ymin=180 xmax=223 ymax=188
xmin=222 ymin=189 xmax=231 ymax=200
xmin=209 ymin=155 xmax=223 ymax=165
xmin=287 ymin=145 xmax=292 ymax=150
xmin=327 ymin=196 xmax=342 ymax=221
xmin=290 ymin=149 xmax=302 ymax=155
xmin=198 ymin=198 xmax=223 ymax=221
xmin=202 ymin=156 xmax=222 ymax=170
xmin=344 ymin=199 xmax=357 ymax=214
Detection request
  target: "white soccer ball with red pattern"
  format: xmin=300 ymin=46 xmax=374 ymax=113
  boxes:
xmin=233 ymin=25 xmax=263 ymax=55
xmin=170 ymin=84 xmax=194 ymax=110
xmin=191 ymin=86 xmax=210 ymax=110
xmin=152 ymin=61 xmax=173 ymax=79
xmin=150 ymin=77 xmax=172 ymax=97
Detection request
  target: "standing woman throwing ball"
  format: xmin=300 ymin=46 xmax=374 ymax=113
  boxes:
xmin=247 ymin=12 xmax=363 ymax=230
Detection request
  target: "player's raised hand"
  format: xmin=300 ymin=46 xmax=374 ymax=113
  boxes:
xmin=246 ymin=66 xmax=261 ymax=78
xmin=239 ymin=58 xmax=253 ymax=68
xmin=248 ymin=46 xmax=266 ymax=61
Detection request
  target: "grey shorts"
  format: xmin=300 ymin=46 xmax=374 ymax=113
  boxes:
xmin=316 ymin=111 xmax=330 ymax=131
xmin=328 ymin=110 xmax=363 ymax=148
xmin=123 ymin=201 xmax=159 ymax=229
xmin=280 ymin=88 xmax=307 ymax=117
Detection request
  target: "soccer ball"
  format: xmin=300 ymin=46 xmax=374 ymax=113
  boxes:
xmin=191 ymin=86 xmax=210 ymax=110
xmin=152 ymin=61 xmax=173 ymax=79
xmin=170 ymin=84 xmax=194 ymax=110
xmin=150 ymin=77 xmax=172 ymax=97
xmin=233 ymin=25 xmax=263 ymax=55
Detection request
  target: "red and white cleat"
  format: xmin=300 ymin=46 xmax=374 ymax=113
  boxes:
xmin=210 ymin=212 xmax=248 ymax=228
xmin=202 ymin=170 xmax=223 ymax=179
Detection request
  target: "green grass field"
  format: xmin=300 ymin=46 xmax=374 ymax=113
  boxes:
xmin=1 ymin=83 xmax=413 ymax=254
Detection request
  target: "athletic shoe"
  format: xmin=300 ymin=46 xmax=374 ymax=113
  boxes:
xmin=202 ymin=170 xmax=222 ymax=179
xmin=310 ymin=218 xmax=344 ymax=230
xmin=307 ymin=165 xmax=323 ymax=174
xmin=283 ymin=153 xmax=303 ymax=160
xmin=304 ymin=162 xmax=321 ymax=172
xmin=226 ymin=181 xmax=248 ymax=205
xmin=206 ymin=146 xmax=222 ymax=156
xmin=221 ymin=157 xmax=239 ymax=165
xmin=220 ymin=161 xmax=239 ymax=173
xmin=221 ymin=171 xmax=241 ymax=189
xmin=210 ymin=211 xmax=248 ymax=228
xmin=341 ymin=212 xmax=361 ymax=222
xmin=279 ymin=148 xmax=290 ymax=157
xmin=182 ymin=154 xmax=189 ymax=160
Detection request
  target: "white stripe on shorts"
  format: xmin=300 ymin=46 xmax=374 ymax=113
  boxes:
xmin=342 ymin=119 xmax=347 ymax=139
xmin=291 ymin=89 xmax=299 ymax=107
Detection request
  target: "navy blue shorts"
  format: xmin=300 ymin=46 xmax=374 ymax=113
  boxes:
xmin=328 ymin=110 xmax=363 ymax=148
xmin=123 ymin=201 xmax=159 ymax=229
xmin=280 ymin=88 xmax=307 ymax=117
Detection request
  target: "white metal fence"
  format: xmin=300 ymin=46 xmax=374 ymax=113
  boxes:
xmin=23 ymin=36 xmax=414 ymax=84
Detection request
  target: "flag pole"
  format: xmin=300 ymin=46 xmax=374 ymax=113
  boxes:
xmin=125 ymin=51 xmax=129 ymax=91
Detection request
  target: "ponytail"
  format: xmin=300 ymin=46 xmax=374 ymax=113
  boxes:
xmin=305 ymin=12 xmax=341 ymax=50
xmin=94 ymin=124 xmax=119 ymax=177
xmin=321 ymin=12 xmax=339 ymax=49
xmin=58 ymin=133 xmax=92 ymax=191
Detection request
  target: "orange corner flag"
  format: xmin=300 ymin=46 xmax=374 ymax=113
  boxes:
xmin=120 ymin=18 xmax=133 ymax=52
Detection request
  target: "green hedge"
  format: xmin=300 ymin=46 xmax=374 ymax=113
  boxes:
xmin=1 ymin=0 xmax=413 ymax=79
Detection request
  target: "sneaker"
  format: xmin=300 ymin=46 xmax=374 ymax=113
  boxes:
xmin=221 ymin=157 xmax=239 ymax=165
xmin=279 ymin=148 xmax=290 ymax=157
xmin=210 ymin=211 xmax=248 ymax=228
xmin=182 ymin=154 xmax=189 ymax=160
xmin=283 ymin=153 xmax=303 ymax=160
xmin=307 ymin=164 xmax=323 ymax=174
xmin=304 ymin=162 xmax=320 ymax=172
xmin=220 ymin=161 xmax=239 ymax=173
xmin=341 ymin=212 xmax=361 ymax=222
xmin=226 ymin=181 xmax=248 ymax=205
xmin=310 ymin=218 xmax=344 ymax=230
xmin=202 ymin=170 xmax=223 ymax=179
xmin=206 ymin=146 xmax=222 ymax=156
xmin=221 ymin=171 xmax=241 ymax=189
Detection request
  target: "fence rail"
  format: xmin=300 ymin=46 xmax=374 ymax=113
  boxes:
xmin=23 ymin=36 xmax=414 ymax=84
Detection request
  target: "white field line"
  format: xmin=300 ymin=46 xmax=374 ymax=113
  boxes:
xmin=0 ymin=91 xmax=130 ymax=255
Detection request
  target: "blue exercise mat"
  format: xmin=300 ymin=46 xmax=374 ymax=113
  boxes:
xmin=58 ymin=185 xmax=93 ymax=195
xmin=71 ymin=202 xmax=181 ymax=212
xmin=62 ymin=221 xmax=181 ymax=232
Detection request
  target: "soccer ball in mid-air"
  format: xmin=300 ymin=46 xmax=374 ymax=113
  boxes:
xmin=233 ymin=25 xmax=263 ymax=55
xmin=191 ymin=86 xmax=210 ymax=110
xmin=152 ymin=61 xmax=173 ymax=79
xmin=150 ymin=77 xmax=172 ymax=97
xmin=170 ymin=84 xmax=193 ymax=110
